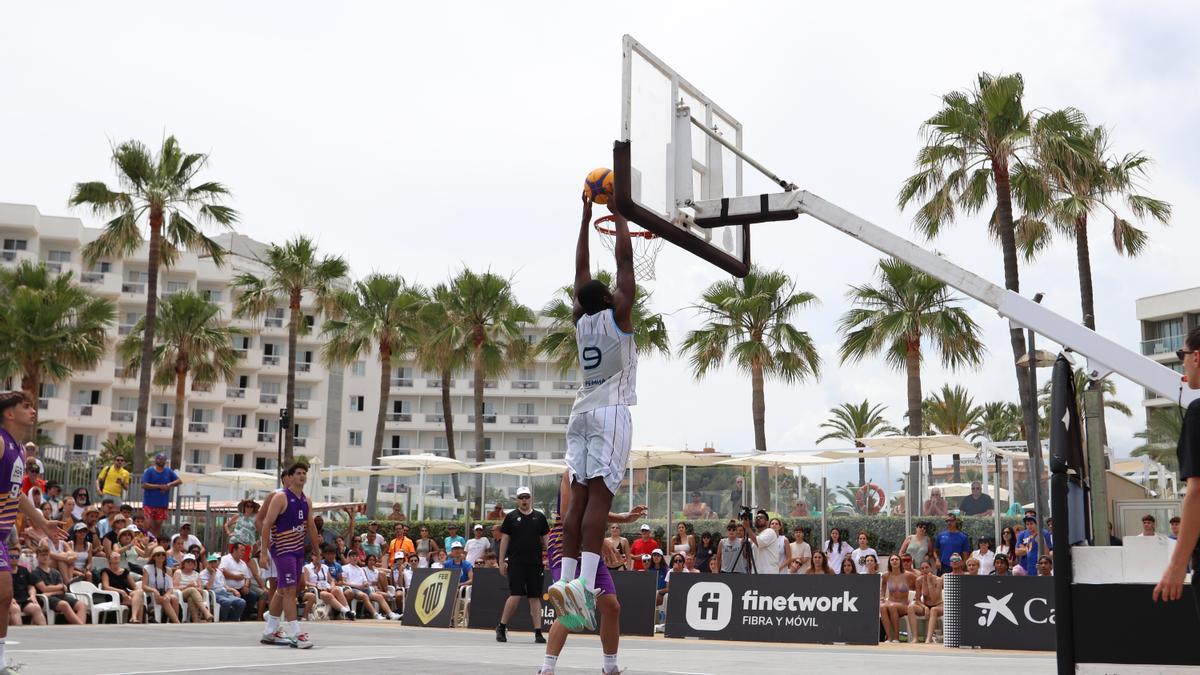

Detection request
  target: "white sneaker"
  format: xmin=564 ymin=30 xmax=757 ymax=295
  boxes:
xmin=387 ymin=612 xmax=401 ymax=620
xmin=260 ymin=630 xmax=289 ymax=645
xmin=374 ymin=613 xmax=386 ymax=620
xmin=290 ymin=632 xmax=313 ymax=649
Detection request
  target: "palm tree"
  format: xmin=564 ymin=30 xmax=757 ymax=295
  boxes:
xmin=117 ymin=291 xmax=241 ymax=469
xmin=433 ymin=269 xmax=533 ymax=512
xmin=969 ymin=401 xmax=1023 ymax=442
xmin=232 ymin=236 xmax=348 ymax=463
xmin=680 ymin=268 xmax=821 ymax=506
xmin=538 ymin=270 xmax=671 ymax=374
xmin=322 ymin=274 xmax=425 ymax=516
xmin=815 ymin=400 xmax=900 ymax=487
xmin=70 ymin=136 xmax=239 ymax=476
xmin=898 ymin=74 xmax=1082 ymax=455
xmin=415 ymin=283 xmax=469 ymax=500
xmin=1132 ymin=407 xmax=1182 ymax=472
xmin=837 ymin=258 xmax=985 ymax=515
xmin=923 ymin=384 xmax=981 ymax=482
xmin=97 ymin=433 xmax=153 ymax=467
xmin=0 ymin=261 xmax=116 ymax=402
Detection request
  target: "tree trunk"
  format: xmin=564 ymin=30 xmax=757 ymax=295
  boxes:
xmin=1075 ymin=215 xmax=1096 ymax=331
xmin=134 ymin=211 xmax=163 ymax=476
xmin=284 ymin=289 xmax=301 ymax=463
xmin=905 ymin=338 xmax=923 ymax=518
xmin=750 ymin=358 xmax=769 ymax=508
xmin=171 ymin=364 xmax=187 ymax=472
xmin=473 ymin=339 xmax=486 ymax=515
xmin=365 ymin=342 xmax=390 ymax=518
xmin=441 ymin=367 xmax=460 ymax=500
xmin=20 ymin=371 xmax=38 ymax=409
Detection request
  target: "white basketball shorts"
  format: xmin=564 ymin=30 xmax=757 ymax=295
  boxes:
xmin=565 ymin=404 xmax=632 ymax=495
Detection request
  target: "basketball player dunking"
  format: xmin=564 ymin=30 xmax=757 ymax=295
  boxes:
xmin=259 ymin=462 xmax=321 ymax=649
xmin=546 ymin=192 xmax=636 ymax=671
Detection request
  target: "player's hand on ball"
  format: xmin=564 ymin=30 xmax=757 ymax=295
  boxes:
xmin=581 ymin=191 xmax=593 ymax=219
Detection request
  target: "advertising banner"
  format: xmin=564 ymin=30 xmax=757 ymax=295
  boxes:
xmin=1072 ymin=583 xmax=1200 ymax=666
xmin=401 ymin=568 xmax=461 ymax=628
xmin=943 ymin=575 xmax=1055 ymax=651
xmin=467 ymin=567 xmax=657 ymax=636
xmin=664 ymin=574 xmax=881 ymax=645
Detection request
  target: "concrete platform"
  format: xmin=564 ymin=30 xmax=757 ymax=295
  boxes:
xmin=5 ymin=621 xmax=1055 ymax=674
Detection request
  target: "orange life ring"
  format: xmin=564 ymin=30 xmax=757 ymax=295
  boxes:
xmin=855 ymin=483 xmax=885 ymax=514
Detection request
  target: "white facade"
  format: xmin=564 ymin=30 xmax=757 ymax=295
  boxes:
xmin=1135 ymin=286 xmax=1200 ymax=410
xmin=0 ymin=202 xmax=576 ymax=477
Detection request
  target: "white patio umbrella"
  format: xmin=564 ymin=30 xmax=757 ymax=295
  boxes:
xmin=626 ymin=446 xmax=730 ymax=516
xmin=321 ymin=465 xmax=419 ymax=505
xmin=854 ymin=435 xmax=979 ymax=533
xmin=717 ymin=452 xmax=840 ymax=513
xmin=469 ymin=460 xmax=567 ymax=519
xmin=192 ymin=470 xmax=277 ymax=500
xmin=380 ymin=454 xmax=469 ymax=520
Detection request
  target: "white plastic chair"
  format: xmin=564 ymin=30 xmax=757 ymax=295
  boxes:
xmin=70 ymin=580 xmax=128 ymax=624
xmin=35 ymin=594 xmax=57 ymax=625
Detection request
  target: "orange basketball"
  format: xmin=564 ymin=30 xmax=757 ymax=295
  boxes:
xmin=583 ymin=167 xmax=615 ymax=204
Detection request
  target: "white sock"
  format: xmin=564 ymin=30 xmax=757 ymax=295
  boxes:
xmin=560 ymin=557 xmax=578 ymax=582
xmin=287 ymin=620 xmax=300 ymax=637
xmin=581 ymin=552 xmax=601 ymax=590
xmin=264 ymin=613 xmax=280 ymax=633
xmin=0 ymin=639 xmax=6 ymax=666
xmin=542 ymin=654 xmax=558 ymax=672
xmin=603 ymin=653 xmax=619 ymax=672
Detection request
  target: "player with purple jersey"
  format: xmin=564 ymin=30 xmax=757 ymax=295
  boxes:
xmin=0 ymin=392 xmax=66 ymax=672
xmin=259 ymin=462 xmax=320 ymax=650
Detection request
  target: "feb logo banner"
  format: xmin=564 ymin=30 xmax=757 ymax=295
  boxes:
xmin=402 ymin=568 xmax=460 ymax=628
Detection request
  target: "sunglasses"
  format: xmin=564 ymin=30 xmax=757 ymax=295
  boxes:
xmin=1177 ymin=349 xmax=1194 ymax=362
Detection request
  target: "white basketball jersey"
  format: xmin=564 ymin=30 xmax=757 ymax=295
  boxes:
xmin=572 ymin=309 xmax=637 ymax=414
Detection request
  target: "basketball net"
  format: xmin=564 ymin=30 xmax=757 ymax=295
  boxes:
xmin=593 ymin=215 xmax=663 ymax=281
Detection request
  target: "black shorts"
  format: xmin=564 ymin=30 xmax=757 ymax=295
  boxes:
xmin=507 ymin=561 xmax=544 ymax=598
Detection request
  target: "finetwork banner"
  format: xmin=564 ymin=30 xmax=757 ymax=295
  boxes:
xmin=943 ymin=575 xmax=1055 ymax=651
xmin=664 ymin=574 xmax=880 ymax=645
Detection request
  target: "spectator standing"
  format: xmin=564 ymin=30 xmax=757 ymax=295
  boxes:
xmin=716 ymin=522 xmax=748 ymax=574
xmin=443 ymin=523 xmax=466 ymax=552
xmin=789 ymin=526 xmax=812 ymax=570
xmin=1014 ymin=515 xmax=1042 ymax=574
xmin=958 ymin=481 xmax=994 ymax=516
xmin=490 ymin=523 xmax=504 ymax=552
xmin=745 ymin=509 xmax=779 ymax=574
xmin=96 ymin=456 xmax=131 ymax=505
xmin=361 ymin=521 xmax=386 ymax=559
xmin=22 ymin=442 xmax=44 ymax=475
xmin=922 ymin=487 xmax=949 ymax=517
xmin=823 ymin=528 xmax=852 ymax=574
xmin=487 ymin=502 xmax=506 ymax=520
xmin=219 ymin=546 xmax=260 ymax=620
xmin=465 ymin=524 xmax=491 ymax=565
xmin=1139 ymin=514 xmax=1168 ymax=541
xmin=729 ymin=476 xmax=745 ymax=518
xmin=670 ymin=523 xmax=695 ymax=559
xmin=141 ymin=454 xmax=180 ymax=538
xmin=31 ymin=546 xmax=87 ymax=624
xmin=695 ymin=532 xmax=717 ymax=574
xmin=629 ymin=524 xmax=658 ymax=571
xmin=991 ymin=552 xmax=1013 ymax=576
xmin=997 ymin=526 xmax=1016 ymax=560
xmin=899 ymin=522 xmax=937 ymax=571
xmin=495 ymin=486 xmax=549 ymax=644
xmin=850 ymin=531 xmax=877 ymax=574
xmin=385 ymin=524 xmax=415 ymax=569
xmin=936 ymin=516 xmax=971 ymax=574
xmin=19 ymin=460 xmax=45 ymax=496
xmin=201 ymin=553 xmax=245 ymax=621
xmin=171 ymin=522 xmax=203 ymax=555
xmin=1035 ymin=555 xmax=1053 ymax=576
xmin=769 ymin=518 xmax=791 ymax=572
xmin=1169 ymin=515 xmax=1181 ymax=540
xmin=682 ymin=492 xmax=712 ymax=519
xmin=971 ymin=536 xmax=996 ymax=575
xmin=224 ymin=500 xmax=260 ymax=556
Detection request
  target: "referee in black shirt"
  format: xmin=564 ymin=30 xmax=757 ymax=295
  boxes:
xmin=1155 ymin=327 xmax=1200 ymax=614
xmin=496 ymin=485 xmax=550 ymax=643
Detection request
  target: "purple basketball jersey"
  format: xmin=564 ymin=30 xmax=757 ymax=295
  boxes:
xmin=270 ymin=488 xmax=307 ymax=556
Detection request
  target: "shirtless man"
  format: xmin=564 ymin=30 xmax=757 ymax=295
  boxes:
xmin=681 ymin=492 xmax=711 ymax=519
xmin=906 ymin=561 xmax=943 ymax=644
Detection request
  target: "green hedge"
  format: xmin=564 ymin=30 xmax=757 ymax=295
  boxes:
xmin=335 ymin=516 xmax=1021 ymax=556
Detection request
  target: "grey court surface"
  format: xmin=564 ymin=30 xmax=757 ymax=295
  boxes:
xmin=5 ymin=622 xmax=1054 ymax=674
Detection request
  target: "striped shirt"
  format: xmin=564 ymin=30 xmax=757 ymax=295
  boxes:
xmin=270 ymin=488 xmax=308 ymax=555
xmin=0 ymin=429 xmax=25 ymax=534
xmin=572 ymin=309 xmax=636 ymax=414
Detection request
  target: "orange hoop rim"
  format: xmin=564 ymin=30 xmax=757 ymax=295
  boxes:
xmin=593 ymin=214 xmax=658 ymax=239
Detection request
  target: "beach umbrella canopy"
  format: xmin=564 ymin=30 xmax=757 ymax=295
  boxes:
xmin=380 ymin=453 xmax=469 ymax=475
xmin=853 ymin=434 xmax=978 ymax=457
xmin=717 ymin=452 xmax=840 ymax=469
xmin=468 ymin=460 xmax=566 ymax=477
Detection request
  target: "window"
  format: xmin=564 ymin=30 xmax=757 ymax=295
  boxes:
xmin=294 ymin=424 xmax=310 ymax=438
xmin=225 ymin=413 xmax=247 ymax=428
xmin=523 ymin=334 xmax=537 ymax=345
xmin=2 ymin=239 xmax=27 ymax=251
xmin=349 ymin=396 xmax=365 ymax=412
xmin=390 ymin=435 xmax=411 ymax=450
xmin=190 ymin=408 xmax=214 ymax=423
xmin=124 ymin=311 xmax=143 ymax=325
xmin=517 ymin=402 xmax=536 ymax=416
xmin=40 ymin=383 xmax=59 ymax=399
xmin=392 ymin=400 xmax=412 ymax=413
xmin=481 ymin=401 xmax=495 ymax=414
xmin=433 ymin=436 xmax=447 ymax=450
xmin=348 ymin=430 xmax=363 ymax=447
xmin=200 ymin=288 xmax=221 ymax=302
xmin=516 ymin=438 xmax=534 ymax=453
xmin=257 ymin=418 xmax=271 ymax=433
xmin=263 ymin=343 xmax=279 ymax=356
xmin=91 ymin=261 xmax=113 ymax=274
xmin=261 ymin=381 xmax=282 ymax=395
xmin=352 ymin=361 xmax=366 ymax=377
xmin=117 ymin=397 xmax=137 ymax=411
xmin=295 ymin=386 xmax=312 ymax=401
xmin=558 ymin=403 xmax=571 ymax=416
xmin=304 ymin=314 xmax=315 ymax=330
xmin=190 ymin=449 xmax=211 ymax=465
xmin=518 ymin=368 xmax=535 ymax=381
xmin=395 ymin=367 xmax=412 ymax=379
xmin=224 ymin=453 xmax=244 ymax=469
xmin=126 ymin=270 xmax=148 ymax=283
xmin=255 ymin=457 xmax=277 ymax=471
xmin=71 ymin=434 xmax=96 ymax=451
xmin=47 ymin=250 xmax=71 ymax=263
xmin=234 ymin=335 xmax=251 ymax=350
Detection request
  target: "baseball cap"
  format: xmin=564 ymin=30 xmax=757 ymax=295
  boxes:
xmin=950 ymin=554 xmax=962 ymax=562
xmin=121 ymin=525 xmax=140 ymax=534
xmin=1023 ymin=515 xmax=1037 ymax=523
xmin=207 ymin=553 xmax=220 ymax=562
xmin=179 ymin=522 xmax=192 ymax=529
xmin=182 ymin=553 xmax=196 ymax=562
xmin=516 ymin=486 xmax=532 ymax=497
xmin=651 ymin=548 xmax=664 ymax=556
xmin=71 ymin=522 xmax=88 ymax=533
xmin=154 ymin=452 xmax=167 ymax=461
xmin=473 ymin=524 xmax=483 ymax=530
xmin=639 ymin=524 xmax=651 ymax=531
xmin=641 ymin=554 xmax=651 ymax=562
xmin=450 ymin=541 xmax=463 ymax=549
xmin=393 ymin=551 xmax=406 ymax=561
xmin=447 ymin=523 xmax=458 ymax=529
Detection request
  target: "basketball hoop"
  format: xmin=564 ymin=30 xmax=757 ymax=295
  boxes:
xmin=593 ymin=215 xmax=664 ymax=281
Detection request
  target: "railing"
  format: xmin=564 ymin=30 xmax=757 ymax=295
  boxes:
xmin=226 ymin=388 xmax=246 ymax=399
xmin=295 ymin=362 xmax=312 ymax=373
xmin=188 ymin=422 xmax=209 ymax=433
xmin=468 ymin=414 xmax=497 ymax=423
xmin=0 ymin=251 xmax=15 ymax=262
xmin=510 ymin=415 xmax=538 ymax=424
xmin=426 ymin=414 xmax=445 ymax=423
xmin=427 ymin=379 xmax=455 ymax=388
xmin=44 ymin=261 xmax=63 ymax=274
xmin=191 ymin=382 xmax=213 ymax=393
xmin=551 ymin=416 xmax=569 ymax=425
xmin=483 ymin=380 xmax=497 ymax=389
xmin=117 ymin=324 xmax=134 ymax=336
xmin=260 ymin=393 xmax=279 ymax=404
xmin=121 ymin=282 xmax=145 ymax=294
xmin=185 ymin=465 xmax=206 ymax=474
xmin=391 ymin=378 xmax=414 ymax=388
xmin=262 ymin=355 xmax=281 ymax=366
xmin=150 ymin=417 xmax=172 ymax=428
xmin=38 ymin=399 xmax=48 ymax=410
xmin=111 ymin=411 xmax=135 ymax=423
xmin=232 ymin=349 xmax=248 ymax=360
xmin=257 ymin=432 xmax=276 ymax=443
xmin=81 ymin=272 xmax=105 ymax=284
xmin=385 ymin=413 xmax=412 ymax=422
xmin=553 ymin=381 xmax=579 ymax=390
xmin=1142 ymin=335 xmax=1184 ymax=356
xmin=294 ymin=438 xmax=307 ymax=448
xmin=264 ymin=317 xmax=284 ymax=328
xmin=511 ymin=381 xmax=540 ymax=389
xmin=551 ymin=452 xmax=565 ymax=460
xmin=384 ymin=448 xmax=411 ymax=456
xmin=513 ymin=452 xmax=537 ymax=460
xmin=224 ymin=428 xmax=243 ymax=438
xmin=69 ymin=404 xmax=94 ymax=417
xmin=294 ymin=399 xmax=309 ymax=410
xmin=114 ymin=367 xmax=126 ymax=378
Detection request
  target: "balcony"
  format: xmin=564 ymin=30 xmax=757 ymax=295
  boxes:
xmin=80 ymin=272 xmax=121 ymax=297
xmin=427 ymin=378 xmax=454 ymax=388
xmin=262 ymin=355 xmax=281 ymax=367
xmin=510 ymin=415 xmax=538 ymax=425
xmin=1142 ymin=335 xmax=1184 ymax=357
xmin=385 ymin=413 xmax=412 ymax=427
xmin=187 ymin=422 xmax=222 ymax=443
xmin=294 ymin=399 xmax=309 ymax=410
xmin=69 ymin=404 xmax=110 ymax=427
xmin=187 ymin=421 xmax=209 ymax=433
xmin=390 ymin=378 xmax=414 ymax=389
xmin=257 ymin=432 xmax=276 ymax=444
xmin=111 ymin=410 xmax=135 ymax=423
xmin=69 ymin=403 xmax=95 ymax=417
xmin=0 ymin=250 xmax=34 ymax=265
xmin=117 ymin=324 xmax=135 ymax=336
xmin=264 ymin=316 xmax=285 ymax=328
xmin=426 ymin=413 xmax=445 ymax=423
xmin=232 ymin=348 xmax=248 ymax=360
xmin=553 ymin=381 xmax=579 ymax=390
xmin=150 ymin=417 xmax=173 ymax=429
xmin=468 ymin=414 xmax=497 ymax=424
xmin=484 ymin=380 xmax=497 ymax=389
xmin=224 ymin=428 xmax=244 ymax=438
xmin=189 ymin=382 xmax=223 ymax=402
xmin=294 ymin=437 xmax=308 ymax=448
xmin=511 ymin=381 xmax=540 ymax=390
xmin=121 ymin=282 xmax=146 ymax=295
xmin=76 ymin=360 xmax=116 ymax=383
xmin=552 ymin=416 xmax=570 ymax=425
xmin=226 ymin=388 xmax=246 ymax=400
xmin=295 ymin=362 xmax=312 ymax=373
xmin=259 ymin=393 xmax=279 ymax=405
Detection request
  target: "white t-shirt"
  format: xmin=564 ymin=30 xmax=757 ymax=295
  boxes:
xmin=171 ymin=533 xmax=202 ymax=550
xmin=390 ymin=566 xmax=412 ymax=590
xmin=342 ymin=563 xmax=368 ymax=587
xmin=851 ymin=547 xmax=878 ymax=574
xmin=464 ymin=537 xmax=491 ymax=564
xmin=752 ymin=527 xmax=780 ymax=574
xmin=200 ymin=567 xmax=228 ymax=593
xmin=789 ymin=540 xmax=812 ymax=563
xmin=304 ymin=562 xmax=332 ymax=590
xmin=971 ymin=549 xmax=996 ymax=576
xmin=218 ymin=554 xmax=251 ymax=590
xmin=824 ymin=541 xmax=851 ymax=574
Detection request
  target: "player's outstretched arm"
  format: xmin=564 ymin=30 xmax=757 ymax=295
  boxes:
xmin=573 ymin=192 xmax=594 ymax=322
xmin=609 ymin=202 xmax=635 ymax=333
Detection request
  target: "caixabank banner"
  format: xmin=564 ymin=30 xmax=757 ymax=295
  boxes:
xmin=401 ymin=568 xmax=460 ymax=628
xmin=664 ymin=574 xmax=881 ymax=644
xmin=943 ymin=575 xmax=1054 ymax=651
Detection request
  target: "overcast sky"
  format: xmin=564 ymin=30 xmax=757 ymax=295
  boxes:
xmin=3 ymin=2 xmax=1196 ymax=488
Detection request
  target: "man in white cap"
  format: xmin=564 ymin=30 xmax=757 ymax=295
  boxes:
xmin=465 ymin=524 xmax=491 ymax=565
xmin=629 ymin=524 xmax=658 ymax=571
xmin=496 ymin=486 xmax=549 ymax=644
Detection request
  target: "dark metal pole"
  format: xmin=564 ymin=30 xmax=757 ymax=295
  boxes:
xmin=277 ymin=408 xmax=289 ymax=488
xmin=1022 ymin=293 xmax=1050 ymax=555
xmin=1049 ymin=355 xmax=1076 ymax=675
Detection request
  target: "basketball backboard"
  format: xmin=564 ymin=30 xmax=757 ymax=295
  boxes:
xmin=614 ymin=35 xmax=751 ymax=277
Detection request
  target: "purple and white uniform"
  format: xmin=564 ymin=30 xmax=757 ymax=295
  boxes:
xmin=270 ymin=488 xmax=308 ymax=588
xmin=0 ymin=429 xmax=26 ymax=572
xmin=548 ymin=494 xmax=616 ymax=597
